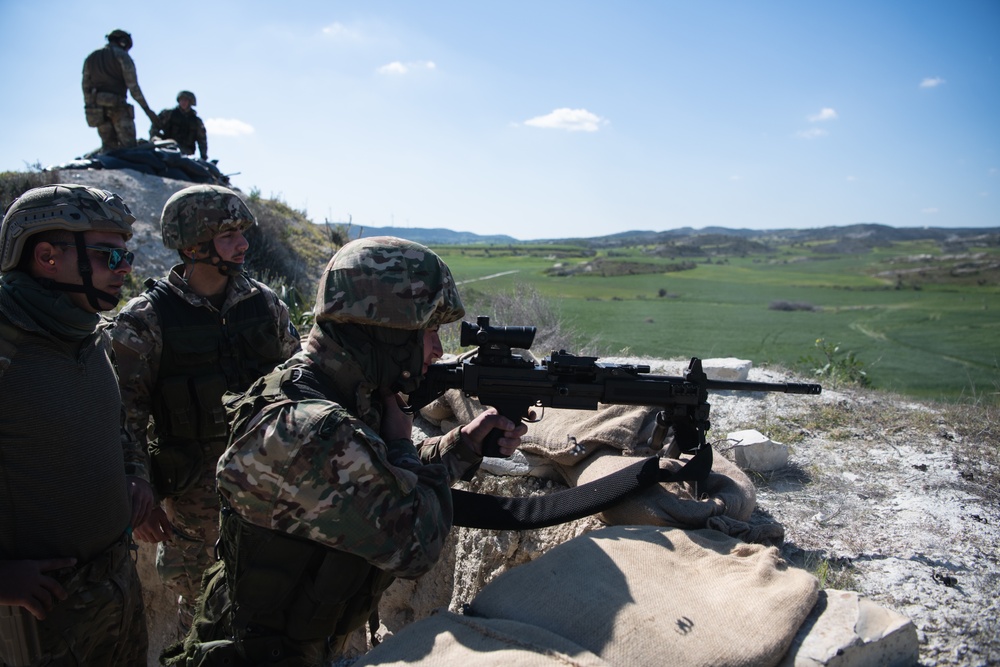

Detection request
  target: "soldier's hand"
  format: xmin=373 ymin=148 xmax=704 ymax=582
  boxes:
xmin=127 ymin=475 xmax=155 ymax=528
xmin=0 ymin=558 xmax=76 ymax=620
xmin=460 ymin=407 xmax=528 ymax=458
xmin=133 ymin=506 xmax=172 ymax=543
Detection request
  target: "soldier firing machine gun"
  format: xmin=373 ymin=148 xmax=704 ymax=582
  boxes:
xmin=405 ymin=316 xmax=822 ymax=530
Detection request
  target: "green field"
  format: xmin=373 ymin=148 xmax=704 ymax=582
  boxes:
xmin=432 ymin=241 xmax=1000 ymax=403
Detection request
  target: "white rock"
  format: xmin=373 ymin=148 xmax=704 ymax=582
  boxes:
xmin=701 ymin=357 xmax=753 ymax=381
xmin=780 ymin=589 xmax=919 ymax=667
xmin=727 ymin=428 xmax=789 ymax=471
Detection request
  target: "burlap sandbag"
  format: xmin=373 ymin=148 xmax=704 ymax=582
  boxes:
xmin=421 ymin=388 xmax=779 ymax=540
xmin=468 ymin=525 xmax=819 ymax=667
xmin=352 ymin=611 xmax=609 ymax=666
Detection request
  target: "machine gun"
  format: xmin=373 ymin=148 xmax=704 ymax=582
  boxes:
xmin=407 ymin=316 xmax=823 ymax=459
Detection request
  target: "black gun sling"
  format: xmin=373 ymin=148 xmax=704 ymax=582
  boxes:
xmin=450 ymin=445 xmax=713 ymax=530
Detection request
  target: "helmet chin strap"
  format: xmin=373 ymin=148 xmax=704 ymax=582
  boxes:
xmin=42 ymin=232 xmax=120 ymax=310
xmin=185 ymin=240 xmax=244 ymax=276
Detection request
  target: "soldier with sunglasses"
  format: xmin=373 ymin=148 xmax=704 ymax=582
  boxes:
xmin=111 ymin=184 xmax=301 ymax=636
xmin=0 ymin=184 xmax=150 ymax=665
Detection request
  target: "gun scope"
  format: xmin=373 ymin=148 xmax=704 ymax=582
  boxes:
xmin=461 ymin=316 xmax=536 ymax=350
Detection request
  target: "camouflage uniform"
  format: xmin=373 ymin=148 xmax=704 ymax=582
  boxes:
xmin=153 ymin=92 xmax=208 ymax=160
xmin=163 ymin=238 xmax=477 ymax=666
xmin=81 ymin=30 xmax=157 ymax=152
xmin=111 ymin=185 xmax=300 ymax=634
xmin=0 ymin=185 xmax=148 ymax=665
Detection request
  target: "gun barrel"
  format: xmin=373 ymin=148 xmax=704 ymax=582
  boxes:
xmin=705 ymin=379 xmax=822 ymax=394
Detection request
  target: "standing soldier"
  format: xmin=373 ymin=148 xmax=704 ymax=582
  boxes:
xmin=111 ymin=184 xmax=300 ymax=635
xmin=82 ymin=29 xmax=160 ymax=152
xmin=0 ymin=184 xmax=150 ymax=665
xmin=162 ymin=237 xmax=526 ymax=666
xmin=152 ymin=91 xmax=209 ymax=161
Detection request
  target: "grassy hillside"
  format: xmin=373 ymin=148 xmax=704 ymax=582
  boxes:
xmin=433 ymin=239 xmax=1000 ymax=403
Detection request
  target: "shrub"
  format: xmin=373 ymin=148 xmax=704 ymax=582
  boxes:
xmin=797 ymin=338 xmax=870 ymax=387
xmin=769 ymin=300 xmax=819 ymax=312
xmin=0 ymin=169 xmax=58 ymax=214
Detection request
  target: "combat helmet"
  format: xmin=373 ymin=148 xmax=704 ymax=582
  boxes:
xmin=1 ymin=184 xmax=134 ymax=309
xmin=315 ymin=236 xmax=465 ymax=330
xmin=106 ymin=29 xmax=133 ymax=50
xmin=161 ymin=184 xmax=255 ymax=249
xmin=1 ymin=184 xmax=134 ymax=273
xmin=177 ymin=90 xmax=197 ymax=105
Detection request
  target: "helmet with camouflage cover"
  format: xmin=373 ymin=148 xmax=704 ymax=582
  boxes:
xmin=160 ymin=184 xmax=255 ymax=250
xmin=315 ymin=236 xmax=465 ymax=330
xmin=1 ymin=184 xmax=134 ymax=273
xmin=106 ymin=29 xmax=133 ymax=50
xmin=177 ymin=90 xmax=197 ymax=105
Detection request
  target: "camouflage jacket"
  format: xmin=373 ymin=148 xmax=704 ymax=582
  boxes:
xmin=217 ymin=324 xmax=481 ymax=579
xmin=111 ymin=266 xmax=300 ymax=481
xmin=81 ymin=44 xmax=151 ymax=111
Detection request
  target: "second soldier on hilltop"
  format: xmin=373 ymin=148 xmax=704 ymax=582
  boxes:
xmin=111 ymin=184 xmax=300 ymax=635
xmin=152 ymin=91 xmax=209 ymax=161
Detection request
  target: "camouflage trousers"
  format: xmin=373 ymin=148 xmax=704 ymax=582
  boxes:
xmin=92 ymin=102 xmax=137 ymax=152
xmin=25 ymin=533 xmax=148 ymax=666
xmin=156 ymin=464 xmax=221 ymax=635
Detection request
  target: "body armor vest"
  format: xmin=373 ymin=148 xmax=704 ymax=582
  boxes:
xmin=143 ymin=278 xmax=286 ymax=496
xmin=162 ymin=108 xmax=202 ymax=153
xmin=83 ymin=46 xmax=126 ymax=97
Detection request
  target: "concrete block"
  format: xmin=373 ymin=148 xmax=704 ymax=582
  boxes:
xmin=728 ymin=428 xmax=789 ymax=471
xmin=780 ymin=589 xmax=919 ymax=667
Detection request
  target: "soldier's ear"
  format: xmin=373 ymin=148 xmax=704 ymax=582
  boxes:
xmin=34 ymin=242 xmax=62 ymax=275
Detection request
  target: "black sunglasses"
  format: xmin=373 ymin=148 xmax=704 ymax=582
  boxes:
xmin=53 ymin=242 xmax=135 ymax=270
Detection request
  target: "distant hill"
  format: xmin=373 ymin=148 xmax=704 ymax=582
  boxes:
xmin=344 ymin=225 xmax=519 ymax=245
xmin=343 ymin=222 xmax=1000 ymax=249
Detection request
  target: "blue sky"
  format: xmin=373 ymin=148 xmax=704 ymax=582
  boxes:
xmin=2 ymin=0 xmax=998 ymax=240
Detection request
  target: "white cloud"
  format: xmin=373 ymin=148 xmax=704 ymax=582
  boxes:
xmin=808 ymin=108 xmax=838 ymax=122
xmin=846 ymin=175 xmax=857 ymax=182
xmin=377 ymin=60 xmax=436 ymax=75
xmin=523 ymin=108 xmax=607 ymax=132
xmin=729 ymin=174 xmax=742 ymax=181
xmin=921 ymin=207 xmax=939 ymax=215
xmin=204 ymin=118 xmax=255 ymax=137
xmin=796 ymin=128 xmax=828 ymax=139
xmin=920 ymin=77 xmax=946 ymax=88
xmin=322 ymin=22 xmax=362 ymax=41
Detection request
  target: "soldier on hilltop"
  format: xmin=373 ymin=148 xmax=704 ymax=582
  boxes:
xmin=82 ymin=29 xmax=160 ymax=152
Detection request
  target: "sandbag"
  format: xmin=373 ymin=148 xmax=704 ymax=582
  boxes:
xmin=468 ymin=525 xmax=819 ymax=667
xmin=352 ymin=611 xmax=608 ymax=666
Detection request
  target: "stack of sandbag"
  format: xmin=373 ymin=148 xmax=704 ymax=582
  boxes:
xmin=353 ymin=525 xmax=819 ymax=666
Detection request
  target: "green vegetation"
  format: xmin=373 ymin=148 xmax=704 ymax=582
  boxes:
xmin=431 ymin=238 xmax=1000 ymax=404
